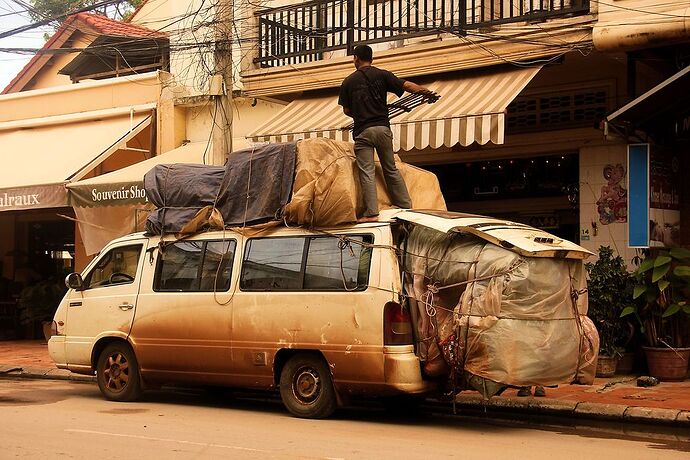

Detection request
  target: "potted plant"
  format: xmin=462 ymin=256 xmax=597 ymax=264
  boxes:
xmin=622 ymin=247 xmax=690 ymax=381
xmin=16 ymin=279 xmax=65 ymax=340
xmin=586 ymin=246 xmax=631 ymax=377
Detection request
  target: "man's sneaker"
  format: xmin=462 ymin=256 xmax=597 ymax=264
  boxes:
xmin=517 ymin=387 xmax=532 ymax=397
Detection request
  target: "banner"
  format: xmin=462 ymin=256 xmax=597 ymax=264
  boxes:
xmin=0 ymin=183 xmax=68 ymax=212
xmin=627 ymin=144 xmax=649 ymax=248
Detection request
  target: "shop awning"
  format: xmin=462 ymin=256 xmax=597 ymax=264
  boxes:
xmin=247 ymin=65 xmax=541 ymax=151
xmin=0 ymin=113 xmax=151 ymax=212
xmin=67 ymin=142 xmax=209 ymax=207
xmin=606 ymin=65 xmax=690 ymax=130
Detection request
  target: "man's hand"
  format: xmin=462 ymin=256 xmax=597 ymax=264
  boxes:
xmin=403 ymin=81 xmax=438 ymax=102
xmin=342 ymin=106 xmax=352 ymax=117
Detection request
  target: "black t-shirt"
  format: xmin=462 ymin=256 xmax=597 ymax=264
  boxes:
xmin=338 ymin=66 xmax=406 ymax=137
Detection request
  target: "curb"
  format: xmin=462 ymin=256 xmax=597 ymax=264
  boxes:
xmin=454 ymin=394 xmax=690 ymax=427
xmin=0 ymin=365 xmax=95 ymax=383
xmin=1 ymin=365 xmax=688 ymax=427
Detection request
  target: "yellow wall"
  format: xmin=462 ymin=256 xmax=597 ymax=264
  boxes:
xmin=23 ymin=32 xmax=92 ymax=91
xmin=0 ymin=73 xmax=161 ymax=123
xmin=183 ymin=97 xmax=286 ymax=150
xmin=579 ymin=144 xmax=640 ymax=267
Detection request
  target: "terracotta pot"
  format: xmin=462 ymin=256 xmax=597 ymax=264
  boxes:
xmin=643 ymin=347 xmax=690 ymax=382
xmin=41 ymin=321 xmax=54 ymax=342
xmin=596 ymin=355 xmax=618 ymax=378
xmin=616 ymin=352 xmax=635 ymax=375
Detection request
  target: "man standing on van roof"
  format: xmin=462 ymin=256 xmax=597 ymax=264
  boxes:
xmin=339 ymin=45 xmax=434 ymax=223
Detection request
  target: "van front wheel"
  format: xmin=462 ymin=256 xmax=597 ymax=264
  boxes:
xmin=96 ymin=342 xmax=142 ymax=402
xmin=279 ymin=354 xmax=336 ymax=419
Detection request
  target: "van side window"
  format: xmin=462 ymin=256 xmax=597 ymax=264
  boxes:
xmin=304 ymin=236 xmax=372 ymax=290
xmin=240 ymin=235 xmax=373 ymax=291
xmin=83 ymin=244 xmax=143 ymax=289
xmin=240 ymin=237 xmax=304 ymax=290
xmin=154 ymin=240 xmax=237 ymax=292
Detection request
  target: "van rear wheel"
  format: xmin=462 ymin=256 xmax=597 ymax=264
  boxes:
xmin=96 ymin=342 xmax=142 ymax=402
xmin=279 ymin=353 xmax=336 ymax=419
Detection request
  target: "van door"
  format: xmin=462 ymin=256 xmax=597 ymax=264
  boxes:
xmin=130 ymin=238 xmax=237 ymax=383
xmin=64 ymin=242 xmax=146 ymax=369
xmin=232 ymin=232 xmax=377 ymax=387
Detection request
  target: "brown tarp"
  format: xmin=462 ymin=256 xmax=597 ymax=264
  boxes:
xmin=402 ymin=225 xmax=598 ymax=395
xmin=285 ymin=138 xmax=446 ymax=226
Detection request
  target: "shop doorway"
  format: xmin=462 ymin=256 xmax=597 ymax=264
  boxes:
xmin=424 ymin=153 xmax=580 ymax=242
xmin=1 ymin=215 xmax=74 ymax=339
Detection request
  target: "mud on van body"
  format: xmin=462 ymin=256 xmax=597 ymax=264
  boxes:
xmin=50 ymin=213 xmax=428 ymax=418
xmin=48 ymin=209 xmax=596 ymax=419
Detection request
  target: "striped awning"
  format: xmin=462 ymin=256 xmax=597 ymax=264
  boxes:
xmin=247 ymin=65 xmax=542 ymax=151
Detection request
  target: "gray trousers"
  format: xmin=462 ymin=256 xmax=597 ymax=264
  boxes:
xmin=354 ymin=126 xmax=412 ymax=217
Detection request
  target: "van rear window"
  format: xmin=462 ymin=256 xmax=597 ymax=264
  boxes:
xmin=154 ymin=239 xmax=237 ymax=292
xmin=240 ymin=235 xmax=373 ymax=291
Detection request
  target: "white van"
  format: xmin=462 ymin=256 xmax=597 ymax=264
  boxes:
xmin=48 ymin=209 xmax=591 ymax=418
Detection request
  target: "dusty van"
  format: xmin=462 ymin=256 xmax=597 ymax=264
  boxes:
xmin=48 ymin=209 xmax=597 ymax=418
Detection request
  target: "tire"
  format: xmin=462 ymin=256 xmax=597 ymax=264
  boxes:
xmin=96 ymin=342 xmax=142 ymax=402
xmin=279 ymin=353 xmax=337 ymax=419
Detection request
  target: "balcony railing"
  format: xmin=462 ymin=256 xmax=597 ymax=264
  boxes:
xmin=256 ymin=0 xmax=590 ymax=67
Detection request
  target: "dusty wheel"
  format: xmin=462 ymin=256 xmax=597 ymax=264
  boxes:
xmin=279 ymin=353 xmax=336 ymax=419
xmin=96 ymin=342 xmax=142 ymax=402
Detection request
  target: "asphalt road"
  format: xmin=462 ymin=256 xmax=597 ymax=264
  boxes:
xmin=0 ymin=379 xmax=688 ymax=459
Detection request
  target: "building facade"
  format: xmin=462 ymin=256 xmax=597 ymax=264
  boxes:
xmin=238 ymin=0 xmax=689 ymax=261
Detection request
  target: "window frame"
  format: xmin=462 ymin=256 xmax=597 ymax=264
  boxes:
xmin=239 ymin=233 xmax=374 ymax=292
xmin=153 ymin=238 xmax=238 ymax=293
xmin=82 ymin=243 xmax=144 ymax=291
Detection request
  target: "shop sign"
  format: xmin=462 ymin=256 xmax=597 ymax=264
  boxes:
xmin=69 ymin=182 xmax=148 ymax=208
xmin=649 ymin=150 xmax=681 ymax=246
xmin=627 ymin=144 xmax=649 ymax=248
xmin=0 ymin=184 xmax=68 ymax=212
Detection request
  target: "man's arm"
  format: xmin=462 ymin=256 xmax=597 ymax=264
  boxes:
xmin=403 ymin=80 xmax=434 ymax=96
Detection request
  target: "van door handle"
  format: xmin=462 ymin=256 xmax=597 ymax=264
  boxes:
xmin=118 ymin=303 xmax=134 ymax=311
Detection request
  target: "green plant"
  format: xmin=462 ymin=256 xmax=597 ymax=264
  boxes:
xmin=16 ymin=279 xmax=66 ymax=326
xmin=622 ymin=247 xmax=690 ymax=348
xmin=585 ymin=246 xmax=632 ymax=357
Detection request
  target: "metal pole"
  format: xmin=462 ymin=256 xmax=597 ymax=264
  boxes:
xmin=212 ymin=0 xmax=234 ymax=166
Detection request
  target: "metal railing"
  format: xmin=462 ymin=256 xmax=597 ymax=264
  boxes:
xmin=256 ymin=0 xmax=590 ymax=67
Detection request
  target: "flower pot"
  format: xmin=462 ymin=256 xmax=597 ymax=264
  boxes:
xmin=596 ymin=355 xmax=618 ymax=378
xmin=616 ymin=352 xmax=635 ymax=375
xmin=643 ymin=347 xmax=690 ymax=382
xmin=42 ymin=321 xmax=54 ymax=342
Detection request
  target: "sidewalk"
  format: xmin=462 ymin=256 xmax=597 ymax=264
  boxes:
xmin=1 ymin=340 xmax=689 ymax=426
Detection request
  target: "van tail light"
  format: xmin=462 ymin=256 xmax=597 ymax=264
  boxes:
xmin=384 ymin=302 xmax=413 ymax=346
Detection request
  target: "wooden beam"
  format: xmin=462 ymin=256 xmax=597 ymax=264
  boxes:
xmin=73 ymin=62 xmax=163 ymax=82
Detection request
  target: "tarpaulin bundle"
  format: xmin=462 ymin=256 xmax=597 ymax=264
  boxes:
xmin=143 ymin=138 xmax=446 ymax=234
xmin=402 ymin=225 xmax=598 ymax=396
xmin=285 ymin=138 xmax=446 ymax=226
xmin=144 ymin=142 xmax=296 ymax=235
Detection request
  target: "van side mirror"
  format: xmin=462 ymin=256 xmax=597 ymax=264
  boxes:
xmin=65 ymin=273 xmax=84 ymax=291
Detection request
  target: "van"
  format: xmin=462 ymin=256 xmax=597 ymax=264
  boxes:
xmin=48 ymin=209 xmax=593 ymax=418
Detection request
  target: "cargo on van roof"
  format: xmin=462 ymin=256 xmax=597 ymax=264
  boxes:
xmin=142 ymin=138 xmax=446 ymax=235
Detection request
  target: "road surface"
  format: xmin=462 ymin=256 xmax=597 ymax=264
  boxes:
xmin=0 ymin=379 xmax=688 ymax=459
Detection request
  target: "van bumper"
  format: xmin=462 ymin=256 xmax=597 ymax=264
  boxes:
xmin=48 ymin=336 xmax=67 ymax=369
xmin=383 ymin=345 xmax=432 ymax=393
